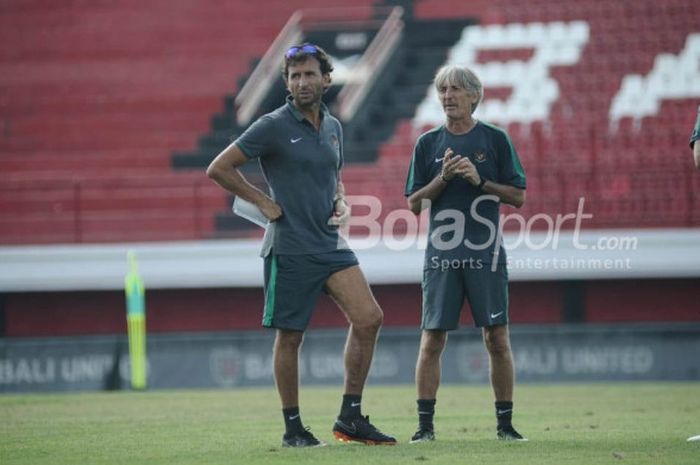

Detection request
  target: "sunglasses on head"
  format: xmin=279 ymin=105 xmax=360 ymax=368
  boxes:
xmin=285 ymin=44 xmax=319 ymax=58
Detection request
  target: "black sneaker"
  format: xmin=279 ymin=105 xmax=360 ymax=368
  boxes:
xmin=332 ymin=415 xmax=397 ymax=445
xmin=497 ymin=425 xmax=528 ymax=441
xmin=409 ymin=429 xmax=435 ymax=443
xmin=282 ymin=428 xmax=327 ymax=447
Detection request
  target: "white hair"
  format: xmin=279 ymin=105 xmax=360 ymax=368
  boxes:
xmin=434 ymin=65 xmax=483 ymax=114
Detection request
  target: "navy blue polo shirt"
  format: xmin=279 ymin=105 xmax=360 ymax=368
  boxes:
xmin=405 ymin=121 xmax=526 ymax=265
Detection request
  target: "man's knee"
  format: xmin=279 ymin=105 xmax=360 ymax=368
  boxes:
xmin=351 ymin=304 xmax=383 ymax=331
xmin=365 ymin=305 xmax=384 ymax=329
xmin=275 ymin=330 xmax=304 ymax=351
xmin=420 ymin=331 xmax=447 ymax=359
xmin=484 ymin=327 xmax=511 ymax=357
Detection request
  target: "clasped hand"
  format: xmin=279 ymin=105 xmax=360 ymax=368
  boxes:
xmin=440 ymin=147 xmax=481 ymax=186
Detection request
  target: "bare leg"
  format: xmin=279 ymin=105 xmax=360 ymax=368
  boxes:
xmin=273 ymin=329 xmax=304 ymax=408
xmin=483 ymin=325 xmax=514 ymax=401
xmin=416 ymin=330 xmax=448 ymax=399
xmin=325 ymin=265 xmax=383 ymax=395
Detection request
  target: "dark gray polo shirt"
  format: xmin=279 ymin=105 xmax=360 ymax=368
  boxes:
xmin=235 ymin=97 xmax=347 ymax=256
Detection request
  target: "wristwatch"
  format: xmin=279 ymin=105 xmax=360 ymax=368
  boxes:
xmin=478 ymin=178 xmax=487 ymax=190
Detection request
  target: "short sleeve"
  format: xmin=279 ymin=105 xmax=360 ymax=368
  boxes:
xmin=496 ymin=131 xmax=527 ymax=189
xmin=690 ymin=105 xmax=700 ymax=149
xmin=235 ymin=115 xmax=275 ymax=159
xmin=337 ymin=120 xmax=344 ymax=171
xmin=405 ymin=136 xmax=430 ymax=196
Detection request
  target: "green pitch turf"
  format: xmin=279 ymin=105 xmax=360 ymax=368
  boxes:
xmin=1 ymin=383 xmax=698 ymax=465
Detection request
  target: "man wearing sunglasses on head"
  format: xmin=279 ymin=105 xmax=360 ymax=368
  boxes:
xmin=207 ymin=43 xmax=396 ymax=447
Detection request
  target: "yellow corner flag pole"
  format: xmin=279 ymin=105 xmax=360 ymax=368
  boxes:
xmin=125 ymin=251 xmax=147 ymax=390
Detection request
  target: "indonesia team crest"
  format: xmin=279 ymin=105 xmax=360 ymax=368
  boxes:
xmin=473 ymin=150 xmax=487 ymax=163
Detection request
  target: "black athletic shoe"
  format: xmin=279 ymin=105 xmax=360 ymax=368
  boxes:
xmin=497 ymin=425 xmax=528 ymax=441
xmin=409 ymin=429 xmax=435 ymax=443
xmin=282 ymin=428 xmax=327 ymax=447
xmin=332 ymin=415 xmax=397 ymax=445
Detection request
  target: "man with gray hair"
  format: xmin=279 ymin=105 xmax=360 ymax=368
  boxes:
xmin=404 ymin=64 xmax=527 ymax=442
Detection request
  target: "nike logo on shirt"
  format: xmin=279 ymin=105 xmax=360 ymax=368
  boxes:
xmin=290 ymin=137 xmax=302 ymax=143
xmin=434 ymin=157 xmax=445 ymax=163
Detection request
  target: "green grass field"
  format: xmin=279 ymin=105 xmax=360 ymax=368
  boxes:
xmin=1 ymin=383 xmax=698 ymax=465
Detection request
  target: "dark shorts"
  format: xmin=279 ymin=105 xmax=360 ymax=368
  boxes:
xmin=421 ymin=262 xmax=509 ymax=330
xmin=262 ymin=249 xmax=359 ymax=331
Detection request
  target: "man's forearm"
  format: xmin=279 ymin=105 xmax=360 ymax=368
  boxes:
xmin=335 ymin=181 xmax=346 ymax=199
xmin=210 ymin=167 xmax=270 ymax=204
xmin=407 ymin=175 xmax=449 ymax=214
xmin=481 ymin=180 xmax=525 ymax=208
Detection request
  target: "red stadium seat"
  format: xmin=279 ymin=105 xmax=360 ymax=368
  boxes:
xmin=381 ymin=0 xmax=700 ymax=230
xmin=0 ymin=0 xmax=376 ymax=244
xmin=2 ymin=0 xmax=699 ymax=245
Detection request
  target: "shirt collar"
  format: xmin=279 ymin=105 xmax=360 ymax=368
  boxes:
xmin=285 ymin=95 xmax=329 ymax=123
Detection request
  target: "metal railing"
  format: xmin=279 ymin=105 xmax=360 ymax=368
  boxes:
xmin=234 ymin=6 xmax=402 ymax=127
xmin=336 ymin=6 xmax=404 ymax=122
xmin=235 ymin=11 xmax=303 ymax=127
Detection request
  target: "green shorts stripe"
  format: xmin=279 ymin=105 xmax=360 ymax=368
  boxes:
xmin=263 ymin=255 xmax=278 ymax=327
xmin=262 ymin=249 xmax=359 ymax=331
